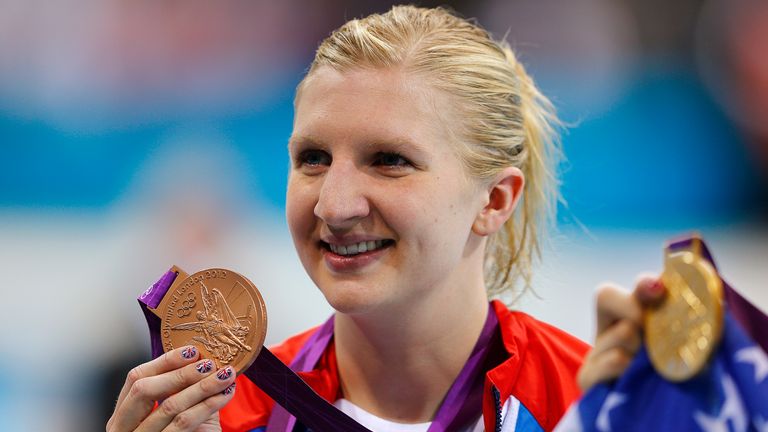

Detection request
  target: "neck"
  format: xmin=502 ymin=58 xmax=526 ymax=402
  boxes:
xmin=333 ymin=281 xmax=489 ymax=423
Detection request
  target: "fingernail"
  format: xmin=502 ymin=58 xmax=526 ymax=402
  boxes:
xmin=649 ymin=280 xmax=664 ymax=295
xmin=651 ymin=279 xmax=664 ymax=293
xmin=196 ymin=359 xmax=214 ymax=374
xmin=181 ymin=346 xmax=197 ymax=360
xmin=217 ymin=367 xmax=233 ymax=381
xmin=222 ymin=383 xmax=236 ymax=396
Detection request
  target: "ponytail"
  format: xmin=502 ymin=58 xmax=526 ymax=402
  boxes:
xmin=483 ymin=45 xmax=562 ymax=299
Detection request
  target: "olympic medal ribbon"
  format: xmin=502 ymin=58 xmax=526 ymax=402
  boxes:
xmin=138 ymin=268 xmax=178 ymax=359
xmin=428 ymin=303 xmax=499 ymax=431
xmin=668 ymin=235 xmax=768 ymax=352
xmin=264 ymin=317 xmax=335 ymax=432
xmin=266 ymin=304 xmax=501 ymax=432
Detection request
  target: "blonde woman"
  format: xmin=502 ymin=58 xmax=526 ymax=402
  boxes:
xmin=107 ymin=6 xmax=660 ymax=432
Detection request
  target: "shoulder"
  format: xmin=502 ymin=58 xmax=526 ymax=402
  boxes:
xmin=219 ymin=326 xmax=320 ymax=432
xmin=496 ymin=301 xmax=589 ymax=363
xmin=490 ymin=300 xmax=590 ymax=431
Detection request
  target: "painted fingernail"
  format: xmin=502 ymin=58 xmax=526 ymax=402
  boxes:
xmin=181 ymin=346 xmax=197 ymax=360
xmin=217 ymin=367 xmax=233 ymax=381
xmin=222 ymin=383 xmax=236 ymax=396
xmin=196 ymin=359 xmax=214 ymax=374
xmin=649 ymin=280 xmax=665 ymax=295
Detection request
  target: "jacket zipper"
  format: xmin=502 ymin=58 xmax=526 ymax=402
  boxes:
xmin=492 ymin=385 xmax=502 ymax=432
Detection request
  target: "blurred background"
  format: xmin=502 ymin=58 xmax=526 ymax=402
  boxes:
xmin=0 ymin=0 xmax=766 ymax=430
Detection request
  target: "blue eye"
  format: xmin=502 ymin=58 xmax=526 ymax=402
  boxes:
xmin=297 ymin=150 xmax=331 ymax=167
xmin=375 ymin=152 xmax=410 ymax=168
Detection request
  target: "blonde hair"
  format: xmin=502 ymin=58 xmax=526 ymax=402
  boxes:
xmin=299 ymin=5 xmax=562 ymax=300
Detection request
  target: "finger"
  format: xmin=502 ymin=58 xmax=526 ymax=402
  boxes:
xmin=154 ymin=386 xmax=233 ymax=432
xmin=161 ymin=385 xmax=234 ymax=432
xmin=578 ymin=346 xmax=634 ymax=391
xmin=595 ymin=283 xmax=642 ymax=335
xmin=187 ymin=411 xmax=222 ymax=432
xmin=109 ymin=346 xmax=200 ymax=431
xmin=109 ymin=357 xmax=213 ymax=432
xmin=137 ymin=367 xmax=236 ymax=432
xmin=591 ymin=319 xmax=641 ymax=359
xmin=114 ymin=346 xmax=200 ymax=412
xmin=633 ymin=274 xmax=666 ymax=306
xmin=578 ymin=319 xmax=640 ymax=391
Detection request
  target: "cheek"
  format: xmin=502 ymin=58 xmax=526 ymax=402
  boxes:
xmin=425 ymin=183 xmax=482 ymax=245
xmin=285 ymin=181 xmax=315 ymax=239
xmin=398 ymin=186 xmax=475 ymax=246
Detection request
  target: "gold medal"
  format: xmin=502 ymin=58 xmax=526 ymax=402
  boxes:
xmin=645 ymin=235 xmax=724 ymax=381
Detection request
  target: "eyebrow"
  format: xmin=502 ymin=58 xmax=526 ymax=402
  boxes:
xmin=287 ymin=134 xmax=326 ymax=152
xmin=288 ymin=134 xmax=430 ymax=159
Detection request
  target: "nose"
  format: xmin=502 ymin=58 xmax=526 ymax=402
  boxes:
xmin=314 ymin=160 xmax=370 ymax=229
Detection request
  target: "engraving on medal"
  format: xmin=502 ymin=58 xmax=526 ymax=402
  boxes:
xmin=159 ymin=268 xmax=267 ymax=373
xmin=172 ymin=283 xmax=252 ymax=364
xmin=176 ymin=292 xmax=197 ymax=318
xmin=645 ymin=239 xmax=724 ymax=382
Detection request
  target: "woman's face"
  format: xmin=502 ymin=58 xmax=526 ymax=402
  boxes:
xmin=286 ymin=66 xmax=489 ymax=314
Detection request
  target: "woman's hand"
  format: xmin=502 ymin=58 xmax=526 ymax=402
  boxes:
xmin=577 ymin=276 xmax=666 ymax=392
xmin=106 ymin=346 xmax=237 ymax=432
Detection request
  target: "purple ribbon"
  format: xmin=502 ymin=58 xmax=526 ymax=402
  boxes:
xmin=265 ymin=317 xmax=336 ymax=432
xmin=267 ymin=304 xmax=499 ymax=432
xmin=138 ymin=269 xmax=178 ymax=359
xmin=667 ymin=236 xmax=768 ymax=352
xmin=429 ymin=304 xmax=498 ymax=431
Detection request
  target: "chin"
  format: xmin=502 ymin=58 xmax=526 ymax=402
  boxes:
xmin=317 ymin=281 xmax=387 ymax=316
xmin=323 ymin=291 xmax=378 ymax=315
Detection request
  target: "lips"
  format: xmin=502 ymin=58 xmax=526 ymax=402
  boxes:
xmin=319 ymin=238 xmax=395 ymax=272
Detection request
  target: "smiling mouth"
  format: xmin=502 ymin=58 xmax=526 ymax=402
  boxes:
xmin=320 ymin=239 xmax=395 ymax=257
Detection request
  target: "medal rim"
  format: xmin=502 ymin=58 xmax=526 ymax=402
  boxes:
xmin=158 ymin=267 xmax=268 ymax=375
xmin=645 ymin=243 xmax=724 ymax=382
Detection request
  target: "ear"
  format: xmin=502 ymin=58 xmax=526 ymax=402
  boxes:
xmin=472 ymin=167 xmax=525 ymax=236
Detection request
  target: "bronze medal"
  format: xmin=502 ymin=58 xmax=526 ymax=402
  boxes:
xmin=139 ymin=266 xmax=374 ymax=431
xmin=154 ymin=267 xmax=267 ymax=374
xmin=645 ymin=236 xmax=724 ymax=381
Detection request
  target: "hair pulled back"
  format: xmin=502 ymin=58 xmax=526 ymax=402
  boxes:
xmin=299 ymin=5 xmax=562 ymax=300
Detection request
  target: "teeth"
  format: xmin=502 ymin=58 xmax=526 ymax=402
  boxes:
xmin=329 ymin=240 xmax=386 ymax=256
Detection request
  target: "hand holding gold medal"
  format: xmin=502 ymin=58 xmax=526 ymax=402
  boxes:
xmin=645 ymin=235 xmax=724 ymax=381
xmin=579 ymin=234 xmax=728 ymax=391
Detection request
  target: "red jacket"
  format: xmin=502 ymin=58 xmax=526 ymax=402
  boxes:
xmin=220 ymin=300 xmax=589 ymax=431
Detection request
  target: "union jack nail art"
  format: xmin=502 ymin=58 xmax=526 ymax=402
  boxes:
xmin=181 ymin=346 xmax=197 ymax=359
xmin=196 ymin=360 xmax=214 ymax=374
xmin=217 ymin=367 xmax=233 ymax=380
xmin=222 ymin=383 xmax=236 ymax=396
